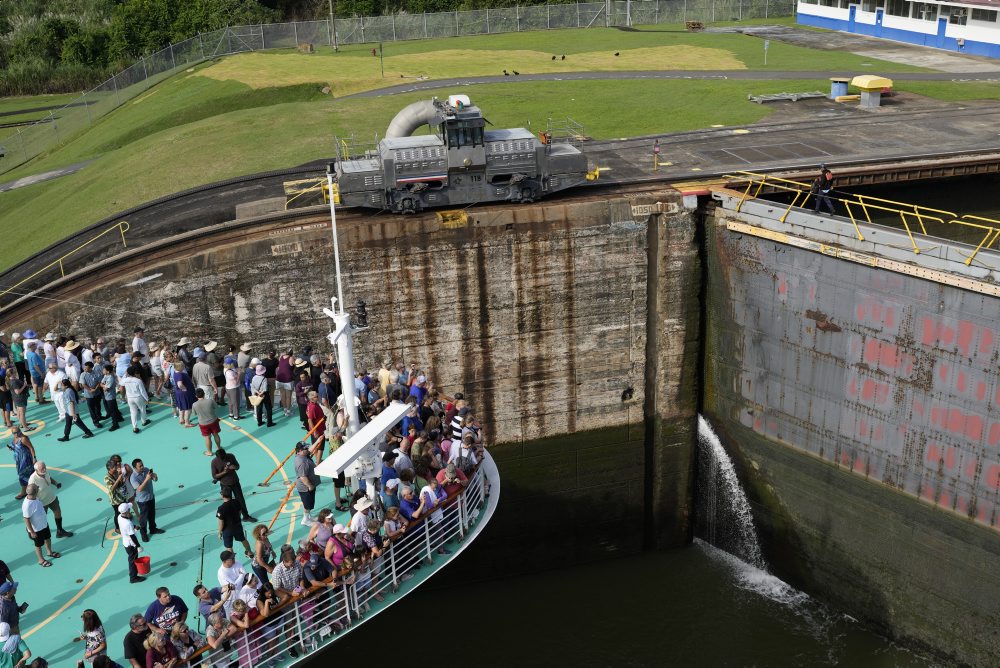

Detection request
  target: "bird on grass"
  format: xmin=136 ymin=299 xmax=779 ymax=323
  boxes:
xmin=614 ymin=51 xmax=620 ymax=56
xmin=513 ymin=70 xmax=520 ymax=75
xmin=551 ymin=55 xmax=556 ymax=60
xmin=561 ymin=55 xmax=566 ymax=60
xmin=503 ymin=69 xmax=509 ymax=76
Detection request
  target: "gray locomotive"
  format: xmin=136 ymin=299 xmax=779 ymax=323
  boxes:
xmin=331 ymin=95 xmax=591 ymax=213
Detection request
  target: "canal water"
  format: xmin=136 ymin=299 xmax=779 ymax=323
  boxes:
xmin=331 ymin=416 xmax=938 ymax=666
xmin=331 ymin=541 xmax=935 ymax=666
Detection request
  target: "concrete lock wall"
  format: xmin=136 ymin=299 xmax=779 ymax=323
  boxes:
xmin=8 ymin=193 xmax=701 ymax=568
xmin=702 ymin=207 xmax=1000 ymax=666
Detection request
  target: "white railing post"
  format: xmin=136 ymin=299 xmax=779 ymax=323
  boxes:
xmin=486 ymin=8 xmax=490 ymax=33
xmin=388 ymin=541 xmax=400 ymax=586
xmin=392 ymin=15 xmax=397 ymax=41
xmin=141 ymin=56 xmax=147 ymax=80
xmin=112 ymin=73 xmax=121 ymax=106
xmin=292 ymin=598 xmax=306 ymax=649
xmin=516 ymin=4 xmax=520 ymax=31
xmin=547 ymin=3 xmax=551 ymax=28
xmin=423 ymin=12 xmax=428 ymax=38
xmin=294 ymin=21 xmax=299 ymax=45
xmin=199 ymin=32 xmax=205 ymax=60
xmin=341 ymin=582 xmax=352 ymax=623
xmin=239 ymin=630 xmax=252 ymax=665
xmin=169 ymin=44 xmax=176 ymax=69
xmin=455 ymin=10 xmax=460 ymax=36
xmin=423 ymin=516 xmax=433 ymax=560
xmin=457 ymin=496 xmax=467 ymax=537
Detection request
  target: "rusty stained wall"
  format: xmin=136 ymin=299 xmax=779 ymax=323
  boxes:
xmin=703 ymin=211 xmax=1000 ymax=665
xmin=13 ymin=200 xmax=650 ymax=442
xmin=11 ymin=193 xmax=703 ymax=560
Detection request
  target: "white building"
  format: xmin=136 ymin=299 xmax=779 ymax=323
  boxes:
xmin=797 ymin=0 xmax=1000 ymax=58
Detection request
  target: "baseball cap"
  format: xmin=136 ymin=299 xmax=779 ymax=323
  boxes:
xmin=0 ymin=582 xmax=17 ymax=595
xmin=117 ymin=502 xmax=133 ymax=513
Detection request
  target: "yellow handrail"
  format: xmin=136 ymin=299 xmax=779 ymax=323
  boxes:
xmin=727 ymin=171 xmax=965 ymax=251
xmin=0 ymin=220 xmax=129 ymax=301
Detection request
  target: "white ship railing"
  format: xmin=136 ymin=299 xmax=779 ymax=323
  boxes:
xmin=186 ymin=452 xmax=497 ymax=667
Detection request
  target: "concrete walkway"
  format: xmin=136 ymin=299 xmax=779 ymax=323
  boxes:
xmin=734 ymin=24 xmax=1000 ymax=73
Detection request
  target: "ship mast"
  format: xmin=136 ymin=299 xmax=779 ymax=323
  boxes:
xmin=324 ymin=166 xmax=362 ymax=439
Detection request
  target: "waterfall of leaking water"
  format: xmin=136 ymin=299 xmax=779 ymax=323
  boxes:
xmin=696 ymin=414 xmax=765 ymax=570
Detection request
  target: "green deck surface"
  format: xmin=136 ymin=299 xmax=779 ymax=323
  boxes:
xmin=0 ymin=394 xmax=468 ymax=665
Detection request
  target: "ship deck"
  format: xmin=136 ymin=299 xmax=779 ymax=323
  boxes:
xmin=1 ymin=396 xmax=495 ymax=666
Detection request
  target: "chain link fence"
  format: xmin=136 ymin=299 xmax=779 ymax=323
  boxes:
xmin=0 ymin=0 xmax=794 ymax=176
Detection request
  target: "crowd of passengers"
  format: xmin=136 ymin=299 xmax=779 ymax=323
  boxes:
xmin=0 ymin=329 xmax=486 ymax=667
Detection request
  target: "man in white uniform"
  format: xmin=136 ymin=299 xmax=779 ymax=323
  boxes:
xmin=43 ymin=363 xmax=67 ymax=420
xmin=117 ymin=502 xmax=145 ymax=583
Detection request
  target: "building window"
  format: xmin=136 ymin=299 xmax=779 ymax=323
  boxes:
xmin=971 ymin=8 xmax=998 ymax=22
xmin=912 ymin=2 xmax=938 ymax=20
xmin=886 ymin=0 xmax=910 ymax=17
xmin=819 ymin=0 xmax=836 ymax=6
xmin=942 ymin=5 xmax=968 ymax=24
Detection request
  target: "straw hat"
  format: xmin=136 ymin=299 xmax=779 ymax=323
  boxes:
xmin=177 ymin=337 xmax=191 ymax=346
xmin=63 ymin=340 xmax=80 ymax=352
xmin=204 ymin=341 xmax=218 ymax=352
xmin=294 ymin=358 xmax=308 ymax=368
xmin=354 ymin=497 xmax=373 ymax=511
xmin=44 ymin=332 xmax=56 ymax=342
xmin=240 ymin=343 xmax=252 ymax=352
xmin=149 ymin=343 xmax=160 ymax=353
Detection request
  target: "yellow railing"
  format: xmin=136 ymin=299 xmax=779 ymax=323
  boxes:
xmin=728 ymin=172 xmax=1000 ymax=265
xmin=0 ymin=220 xmax=129 ymax=302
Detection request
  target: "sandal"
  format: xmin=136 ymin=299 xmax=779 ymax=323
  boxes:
xmin=39 ymin=560 xmax=52 ymax=567
xmin=47 ymin=552 xmax=61 ymax=559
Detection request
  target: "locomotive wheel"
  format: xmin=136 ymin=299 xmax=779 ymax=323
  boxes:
xmin=519 ymin=188 xmax=534 ymax=204
xmin=401 ymin=197 xmax=417 ymax=215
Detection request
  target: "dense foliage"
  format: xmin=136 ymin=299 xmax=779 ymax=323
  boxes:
xmin=0 ymin=0 xmax=565 ymax=96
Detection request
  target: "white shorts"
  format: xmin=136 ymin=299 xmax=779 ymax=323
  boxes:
xmin=276 ymin=381 xmax=294 ymax=392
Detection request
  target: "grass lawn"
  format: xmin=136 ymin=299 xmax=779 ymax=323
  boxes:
xmin=0 ymin=22 xmax=983 ymax=273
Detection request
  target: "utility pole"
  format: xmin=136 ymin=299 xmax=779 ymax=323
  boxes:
xmin=329 ymin=0 xmax=339 ymax=51
xmin=379 ymin=41 xmax=384 ymax=78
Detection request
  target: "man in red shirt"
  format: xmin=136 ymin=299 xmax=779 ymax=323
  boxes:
xmin=305 ymin=391 xmax=326 ymax=464
xmin=436 ymin=462 xmax=468 ymax=498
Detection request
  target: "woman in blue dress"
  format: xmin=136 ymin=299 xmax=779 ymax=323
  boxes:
xmin=172 ymin=361 xmax=197 ymax=428
xmin=8 ymin=427 xmax=35 ymax=499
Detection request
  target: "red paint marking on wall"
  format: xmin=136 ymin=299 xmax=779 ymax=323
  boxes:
xmin=864 ymin=339 xmax=881 ymax=365
xmin=987 ymin=464 xmax=1000 ymax=490
xmin=777 ymin=277 xmax=787 ymax=296
xmin=946 ymin=446 xmax=956 ymax=470
xmin=958 ymin=321 xmax=976 ymax=358
xmin=980 ymin=328 xmax=994 ymax=355
xmin=754 ymin=417 xmax=762 ymax=431
xmin=840 ymin=452 xmax=851 ymax=467
xmin=921 ymin=484 xmax=935 ymax=501
xmin=937 ymin=363 xmax=950 ymax=384
xmin=957 ymin=371 xmax=968 ymax=393
xmin=977 ymin=381 xmax=987 ymax=403
xmin=927 ymin=443 xmax=941 ymax=464
xmin=848 ymin=377 xmax=858 ymax=398
xmin=862 ymin=379 xmax=876 ymax=402
xmin=941 ymin=324 xmax=956 ymax=346
xmin=965 ymin=414 xmax=984 ymax=442
xmin=912 ymin=399 xmax=925 ymax=419
xmin=874 ymin=425 xmax=884 ymax=443
xmin=854 ymin=456 xmax=866 ymax=474
xmin=989 ymin=422 xmax=1000 ymax=447
xmin=885 ymin=306 xmax=896 ymax=329
xmin=921 ymin=317 xmax=936 ymax=346
xmin=965 ymin=455 xmax=978 ymax=479
xmin=938 ymin=490 xmax=951 ymax=509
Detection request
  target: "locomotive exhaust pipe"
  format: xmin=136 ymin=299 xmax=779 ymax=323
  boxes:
xmin=385 ymin=99 xmax=440 ymax=138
